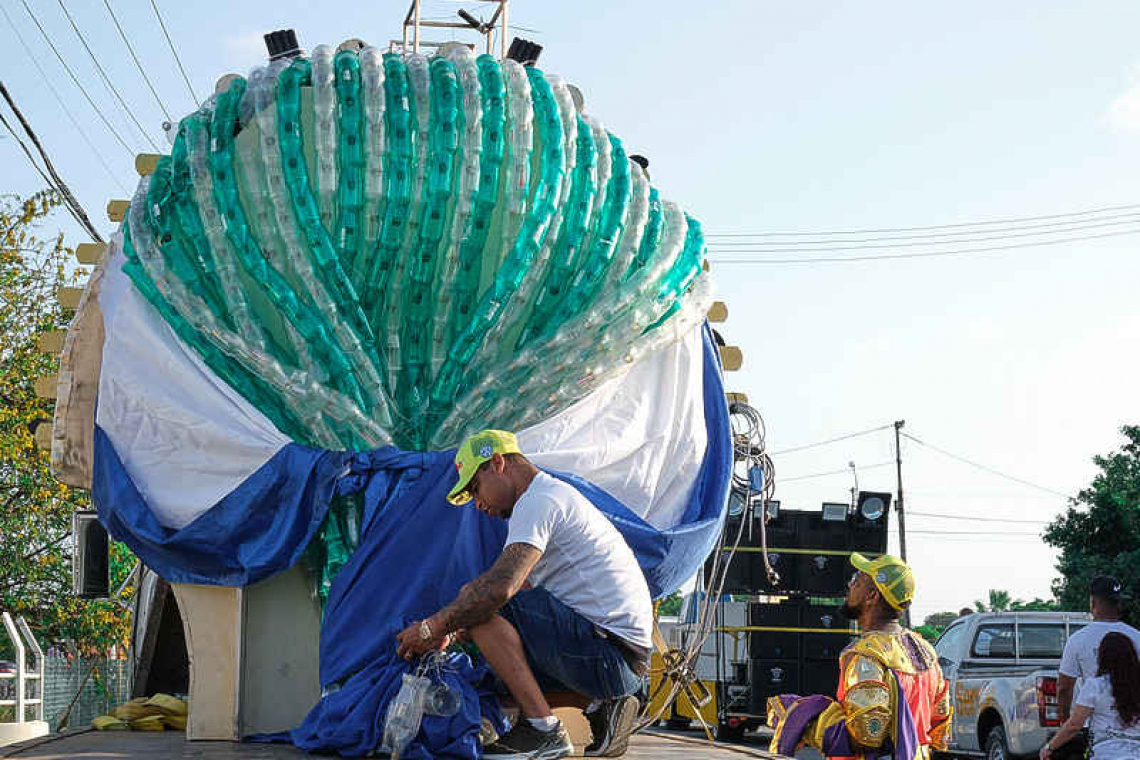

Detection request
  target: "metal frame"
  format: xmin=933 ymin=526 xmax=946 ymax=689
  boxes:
xmin=0 ymin=612 xmax=44 ymax=723
xmin=399 ymin=0 xmax=510 ymax=57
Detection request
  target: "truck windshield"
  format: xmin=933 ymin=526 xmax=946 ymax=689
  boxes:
xmin=970 ymin=623 xmax=1068 ymax=658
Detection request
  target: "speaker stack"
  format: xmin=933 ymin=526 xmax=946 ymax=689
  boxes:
xmin=707 ymin=493 xmax=891 ymax=716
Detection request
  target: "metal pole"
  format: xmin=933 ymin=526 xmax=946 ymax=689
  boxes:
xmin=893 ymin=420 xmax=907 ymax=563
xmin=2 ymin=613 xmax=25 ymax=723
xmin=412 ymin=0 xmax=421 ymax=54
xmin=500 ymin=0 xmax=509 ymax=60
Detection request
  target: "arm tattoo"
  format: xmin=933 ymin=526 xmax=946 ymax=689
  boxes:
xmin=433 ymin=543 xmax=541 ymax=634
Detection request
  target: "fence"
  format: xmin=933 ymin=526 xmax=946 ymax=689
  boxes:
xmin=39 ymin=656 xmax=131 ymax=731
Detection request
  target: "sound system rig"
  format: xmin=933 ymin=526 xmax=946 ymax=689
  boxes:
xmin=708 ymin=491 xmax=892 ymax=718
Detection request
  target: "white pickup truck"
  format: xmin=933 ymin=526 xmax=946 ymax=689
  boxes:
xmin=933 ymin=611 xmax=1090 ymax=760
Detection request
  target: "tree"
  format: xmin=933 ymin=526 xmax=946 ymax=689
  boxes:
xmin=1044 ymin=425 xmax=1140 ymax=626
xmin=1009 ymin=597 xmax=1060 ymax=612
xmin=974 ymin=589 xmax=1013 ymax=613
xmin=658 ymin=591 xmax=684 ymax=617
xmin=914 ymin=624 xmax=943 ymax=643
xmin=0 ymin=191 xmax=133 ymax=656
xmin=923 ymin=611 xmax=960 ymax=630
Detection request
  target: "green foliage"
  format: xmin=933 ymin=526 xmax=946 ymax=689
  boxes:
xmin=974 ymin=589 xmax=1013 ymax=613
xmin=923 ymin=611 xmax=959 ymax=630
xmin=914 ymin=624 xmax=943 ymax=642
xmin=0 ymin=191 xmax=133 ymax=656
xmin=1010 ymin=597 xmax=1060 ymax=611
xmin=658 ymin=591 xmax=684 ymax=617
xmin=1044 ymin=425 xmax=1140 ymax=627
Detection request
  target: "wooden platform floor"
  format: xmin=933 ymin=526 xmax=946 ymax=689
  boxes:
xmin=1 ymin=727 xmax=790 ymax=759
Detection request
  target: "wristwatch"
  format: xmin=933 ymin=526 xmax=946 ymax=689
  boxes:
xmin=419 ymin=619 xmax=433 ymax=642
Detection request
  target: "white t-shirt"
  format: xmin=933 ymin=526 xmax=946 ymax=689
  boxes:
xmin=1059 ymin=622 xmax=1140 ymax=686
xmin=505 ymin=472 xmax=654 ymax=649
xmin=1075 ymin=675 xmax=1140 ymax=759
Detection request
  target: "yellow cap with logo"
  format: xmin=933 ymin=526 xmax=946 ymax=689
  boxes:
xmin=851 ymin=553 xmax=915 ymax=610
xmin=447 ymin=430 xmax=521 ymax=505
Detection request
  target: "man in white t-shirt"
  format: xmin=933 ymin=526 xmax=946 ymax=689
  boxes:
xmin=396 ymin=430 xmax=653 ymax=760
xmin=1058 ymin=576 xmax=1140 ymax=726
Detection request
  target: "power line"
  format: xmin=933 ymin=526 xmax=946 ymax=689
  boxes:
xmin=149 ymin=0 xmax=198 ymax=106
xmin=707 ymin=211 xmax=1140 ymax=246
xmin=906 ymin=529 xmax=1043 ymax=537
xmin=17 ymin=0 xmax=135 ymax=156
xmin=0 ymin=2 xmax=129 ymax=195
xmin=704 ymin=202 xmax=1140 ymax=237
xmin=908 ymin=510 xmax=1051 ymax=525
xmin=706 ymin=216 xmax=1140 ymax=253
xmin=902 ymin=432 xmax=1073 ymax=499
xmin=707 ymin=227 xmax=1140 ymax=265
xmin=770 ymin=424 xmax=893 ymax=456
xmin=55 ymin=0 xmax=159 ymax=151
xmin=779 ymin=460 xmax=894 ymax=483
xmin=0 ymin=80 xmax=103 ymax=242
xmin=102 ymin=0 xmax=172 ymax=123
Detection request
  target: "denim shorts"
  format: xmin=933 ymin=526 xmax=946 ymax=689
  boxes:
xmin=497 ymin=587 xmax=644 ymax=700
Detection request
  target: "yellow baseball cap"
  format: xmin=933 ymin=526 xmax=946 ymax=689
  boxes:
xmin=446 ymin=430 xmax=521 ymax=505
xmin=851 ymin=553 xmax=915 ymax=610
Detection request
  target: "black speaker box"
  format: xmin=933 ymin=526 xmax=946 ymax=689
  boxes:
xmin=748 ymin=599 xmax=801 ymax=628
xmin=803 ymin=659 xmax=841 ymax=697
xmin=850 ymin=521 xmax=888 ymax=552
xmin=749 ymin=659 xmax=801 ymax=713
xmin=750 ymin=631 xmax=801 ymax=660
xmin=754 ymin=550 xmax=798 ymax=594
xmin=799 ymin=514 xmax=849 ymax=552
xmin=797 ymin=552 xmax=849 ymax=596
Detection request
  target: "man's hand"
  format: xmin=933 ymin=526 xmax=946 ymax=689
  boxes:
xmin=395 ymin=620 xmax=451 ymax=661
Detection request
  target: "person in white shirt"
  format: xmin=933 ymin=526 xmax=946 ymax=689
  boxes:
xmin=395 ymin=430 xmax=653 ymax=760
xmin=1041 ymin=632 xmax=1140 ymax=759
xmin=1057 ymin=576 xmax=1140 ymax=724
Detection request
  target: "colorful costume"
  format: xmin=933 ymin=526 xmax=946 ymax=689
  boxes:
xmin=768 ymin=629 xmax=952 ymax=760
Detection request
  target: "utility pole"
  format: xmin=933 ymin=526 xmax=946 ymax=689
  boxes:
xmin=894 ymin=420 xmax=909 ymax=628
xmin=893 ymin=420 xmax=907 ymax=563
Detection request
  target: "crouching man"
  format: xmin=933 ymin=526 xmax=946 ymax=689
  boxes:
xmin=396 ymin=430 xmax=652 ymax=759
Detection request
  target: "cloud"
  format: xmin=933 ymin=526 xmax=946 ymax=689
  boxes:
xmin=1104 ymin=65 xmax=1140 ymax=134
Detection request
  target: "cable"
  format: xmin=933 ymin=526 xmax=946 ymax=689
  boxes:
xmin=17 ymin=0 xmax=135 ymax=156
xmin=770 ymin=423 xmax=892 ymax=456
xmin=706 ymin=216 xmax=1140 ymax=253
xmin=707 ymin=211 xmax=1140 ymax=246
xmin=780 ymin=460 xmax=894 ymax=483
xmin=901 ymin=432 xmax=1072 ymax=499
xmin=0 ymin=3 xmax=129 ymax=195
xmin=150 ymin=0 xmax=199 ymax=106
xmin=707 ymin=227 xmax=1140 ymax=265
xmin=55 ymin=0 xmax=160 ymax=151
xmin=704 ymin=202 xmax=1140 ymax=237
xmin=907 ymin=530 xmax=1042 ymax=537
xmin=908 ymin=510 xmax=1050 ymax=524
xmin=102 ymin=0 xmax=172 ymax=123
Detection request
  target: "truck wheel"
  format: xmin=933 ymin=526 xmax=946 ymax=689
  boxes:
xmin=985 ymin=725 xmax=1009 ymax=760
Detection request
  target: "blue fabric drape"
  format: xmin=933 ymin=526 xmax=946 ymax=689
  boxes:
xmin=93 ymin=326 xmax=732 ymax=756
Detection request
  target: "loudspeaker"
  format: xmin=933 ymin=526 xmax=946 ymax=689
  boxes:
xmin=72 ymin=510 xmax=109 ymax=599
xmin=750 ymin=631 xmax=801 ymax=660
xmin=749 ymin=659 xmax=801 ymax=714
xmin=754 ymin=550 xmax=798 ymax=594
xmin=803 ymin=659 xmax=840 ymax=697
xmin=797 ymin=552 xmax=849 ymax=595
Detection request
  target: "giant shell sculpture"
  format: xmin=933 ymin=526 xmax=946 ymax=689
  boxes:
xmin=121 ymin=44 xmax=711 ymax=455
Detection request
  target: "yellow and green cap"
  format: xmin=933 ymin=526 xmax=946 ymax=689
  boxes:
xmin=446 ymin=430 xmax=521 ymax=505
xmin=851 ymin=553 xmax=915 ymax=610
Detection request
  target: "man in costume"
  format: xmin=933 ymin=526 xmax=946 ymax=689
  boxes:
xmin=767 ymin=554 xmax=952 ymax=759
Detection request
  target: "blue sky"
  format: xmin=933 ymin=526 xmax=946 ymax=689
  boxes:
xmin=2 ymin=1 xmax=1139 ymax=621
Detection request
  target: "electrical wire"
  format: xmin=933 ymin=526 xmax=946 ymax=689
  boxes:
xmin=779 ymin=460 xmax=894 ymax=483
xmin=906 ymin=530 xmax=1043 ymax=537
xmin=704 ymin=201 xmax=1140 ymax=237
xmin=901 ymin=432 xmax=1073 ymax=499
xmin=149 ymin=0 xmax=199 ymax=106
xmin=102 ymin=0 xmax=172 ymax=123
xmin=0 ymin=2 xmax=129 ymax=195
xmin=909 ymin=510 xmax=1051 ymax=524
xmin=706 ymin=216 xmax=1140 ymax=253
xmin=707 ymin=227 xmax=1140 ymax=265
xmin=770 ymin=424 xmax=892 ymax=456
xmin=55 ymin=0 xmax=160 ymax=151
xmin=706 ymin=210 xmax=1140 ymax=246
xmin=17 ymin=0 xmax=135 ymax=156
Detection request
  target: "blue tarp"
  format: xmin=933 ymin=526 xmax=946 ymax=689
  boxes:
xmin=93 ymin=326 xmax=732 ymax=756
